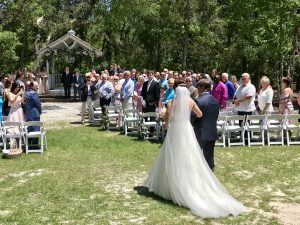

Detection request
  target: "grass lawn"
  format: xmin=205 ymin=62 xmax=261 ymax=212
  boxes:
xmin=0 ymin=126 xmax=299 ymax=224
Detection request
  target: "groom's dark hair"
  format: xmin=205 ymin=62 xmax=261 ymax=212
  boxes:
xmin=196 ymin=79 xmax=211 ymax=91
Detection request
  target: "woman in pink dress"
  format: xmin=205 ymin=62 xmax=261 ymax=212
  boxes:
xmin=7 ymin=82 xmax=25 ymax=125
xmin=133 ymin=75 xmax=144 ymax=111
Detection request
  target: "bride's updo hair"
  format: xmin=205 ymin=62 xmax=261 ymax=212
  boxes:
xmin=174 ymin=79 xmax=185 ymax=89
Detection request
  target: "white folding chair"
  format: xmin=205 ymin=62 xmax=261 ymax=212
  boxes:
xmin=2 ymin=122 xmax=24 ymax=152
xmin=216 ymin=115 xmax=227 ymax=147
xmin=266 ymin=114 xmax=286 ymax=146
xmin=245 ymin=115 xmax=267 ymax=147
xmin=285 ymin=114 xmax=300 ymax=146
xmin=141 ymin=112 xmax=160 ymax=140
xmin=226 ymin=115 xmax=246 ymax=147
xmin=92 ymin=109 xmax=103 ymax=125
xmin=108 ymin=105 xmax=123 ymax=129
xmin=23 ymin=121 xmax=47 ymax=153
xmin=123 ymin=109 xmax=139 ymax=135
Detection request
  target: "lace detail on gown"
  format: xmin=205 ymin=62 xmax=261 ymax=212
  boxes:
xmin=144 ymin=87 xmax=248 ymax=218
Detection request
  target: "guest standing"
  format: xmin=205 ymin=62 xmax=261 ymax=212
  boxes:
xmin=24 ymin=81 xmax=42 ymax=146
xmin=6 ymin=82 xmax=25 ymax=124
xmin=163 ymin=78 xmax=175 ymax=106
xmin=112 ymin=75 xmax=122 ymax=106
xmin=133 ymin=75 xmax=144 ymax=112
xmin=222 ymin=73 xmax=236 ymax=100
xmin=72 ymin=70 xmax=83 ymax=101
xmin=212 ymin=75 xmax=228 ymax=109
xmin=120 ymin=71 xmax=134 ymax=113
xmin=61 ymin=67 xmax=73 ymax=98
xmin=279 ymin=77 xmax=294 ymax=122
xmin=97 ymin=73 xmax=114 ymax=115
xmin=234 ymin=73 xmax=256 ymax=125
xmin=257 ymin=76 xmax=273 ymax=115
xmin=186 ymin=76 xmax=198 ymax=98
xmin=80 ymin=74 xmax=96 ymax=124
xmin=230 ymin=75 xmax=240 ymax=90
xmin=141 ymin=70 xmax=160 ymax=134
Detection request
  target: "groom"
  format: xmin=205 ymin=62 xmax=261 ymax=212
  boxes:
xmin=191 ymin=79 xmax=219 ymax=172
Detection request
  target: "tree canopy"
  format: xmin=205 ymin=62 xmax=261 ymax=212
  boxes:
xmin=0 ymin=0 xmax=299 ymax=87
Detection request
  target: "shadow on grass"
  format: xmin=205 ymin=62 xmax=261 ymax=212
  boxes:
xmin=134 ymin=186 xmax=175 ymax=207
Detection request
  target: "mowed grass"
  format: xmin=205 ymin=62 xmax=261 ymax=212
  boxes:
xmin=0 ymin=126 xmax=299 ymax=225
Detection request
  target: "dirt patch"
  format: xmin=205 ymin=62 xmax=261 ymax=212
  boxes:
xmin=270 ymin=202 xmax=300 ymax=225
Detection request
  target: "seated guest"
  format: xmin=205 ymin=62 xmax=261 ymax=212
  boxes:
xmin=222 ymin=73 xmax=236 ymax=100
xmin=80 ymin=74 xmax=96 ymax=124
xmin=212 ymin=75 xmax=228 ymax=109
xmin=133 ymin=75 xmax=144 ymax=112
xmin=163 ymin=78 xmax=175 ymax=107
xmin=186 ymin=76 xmax=198 ymax=98
xmin=257 ymin=76 xmax=273 ymax=115
xmin=279 ymin=77 xmax=294 ymax=123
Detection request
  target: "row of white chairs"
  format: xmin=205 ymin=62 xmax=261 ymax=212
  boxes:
xmin=1 ymin=121 xmax=47 ymax=154
xmin=92 ymin=106 xmax=164 ymax=140
xmin=216 ymin=114 xmax=300 ymax=147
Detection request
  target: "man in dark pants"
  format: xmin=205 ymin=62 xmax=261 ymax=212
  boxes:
xmin=191 ymin=79 xmax=220 ymax=172
xmin=141 ymin=70 xmax=160 ymax=135
xmin=61 ymin=67 xmax=73 ymax=98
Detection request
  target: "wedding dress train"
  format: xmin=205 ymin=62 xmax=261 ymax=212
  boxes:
xmin=144 ymin=87 xmax=248 ymax=218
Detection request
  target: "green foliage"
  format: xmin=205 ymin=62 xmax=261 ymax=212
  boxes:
xmin=0 ymin=0 xmax=299 ymax=84
xmin=0 ymin=29 xmax=20 ymax=73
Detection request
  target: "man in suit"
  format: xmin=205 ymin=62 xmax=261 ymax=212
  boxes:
xmin=72 ymin=69 xmax=83 ymax=101
xmin=141 ymin=70 xmax=160 ymax=134
xmin=191 ymin=79 xmax=220 ymax=172
xmin=61 ymin=66 xmax=73 ymax=98
xmin=24 ymin=81 xmax=42 ymax=146
xmin=141 ymin=70 xmax=160 ymax=113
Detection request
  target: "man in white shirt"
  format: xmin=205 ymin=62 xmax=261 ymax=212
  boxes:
xmin=234 ymin=73 xmax=256 ymax=126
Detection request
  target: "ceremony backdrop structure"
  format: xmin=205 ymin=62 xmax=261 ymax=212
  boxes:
xmin=37 ymin=30 xmax=102 ymax=90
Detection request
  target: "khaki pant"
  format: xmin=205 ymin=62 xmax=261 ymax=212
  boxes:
xmin=122 ymin=97 xmax=133 ymax=115
xmin=81 ymin=96 xmax=94 ymax=122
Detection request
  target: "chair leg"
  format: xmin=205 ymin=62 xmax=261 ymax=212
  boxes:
xmin=267 ymin=131 xmax=270 ymax=146
xmin=227 ymin=132 xmax=231 ymax=147
xmin=286 ymin=129 xmax=290 ymax=146
xmin=125 ymin=122 xmax=127 ymax=135
xmin=25 ymin=137 xmax=29 ymax=153
xmin=41 ymin=136 xmax=43 ymax=153
xmin=247 ymin=131 xmax=251 ymax=147
xmin=262 ymin=130 xmax=265 ymax=146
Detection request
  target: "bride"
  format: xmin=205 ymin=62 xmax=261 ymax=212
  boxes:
xmin=144 ymin=86 xmax=248 ymax=218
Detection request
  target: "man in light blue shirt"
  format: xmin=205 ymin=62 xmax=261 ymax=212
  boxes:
xmin=121 ymin=71 xmax=134 ymax=113
xmin=163 ymin=78 xmax=175 ymax=106
xmin=97 ymin=73 xmax=114 ymax=114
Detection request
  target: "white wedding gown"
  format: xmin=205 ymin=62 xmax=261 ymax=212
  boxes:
xmin=144 ymin=87 xmax=248 ymax=218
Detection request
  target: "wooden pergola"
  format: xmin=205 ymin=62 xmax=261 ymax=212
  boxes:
xmin=37 ymin=30 xmax=102 ymax=89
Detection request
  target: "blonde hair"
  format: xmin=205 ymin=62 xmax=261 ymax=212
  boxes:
xmin=138 ymin=75 xmax=144 ymax=83
xmin=260 ymin=76 xmax=270 ymax=85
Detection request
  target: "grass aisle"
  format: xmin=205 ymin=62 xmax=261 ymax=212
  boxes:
xmin=0 ymin=126 xmax=299 ymax=224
